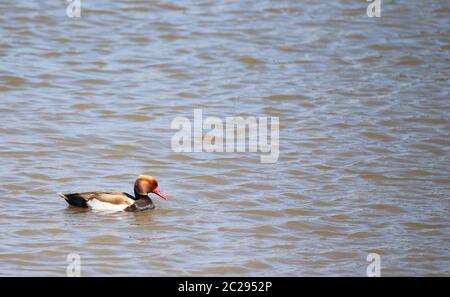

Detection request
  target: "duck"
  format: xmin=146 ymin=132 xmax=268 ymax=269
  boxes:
xmin=58 ymin=175 xmax=167 ymax=212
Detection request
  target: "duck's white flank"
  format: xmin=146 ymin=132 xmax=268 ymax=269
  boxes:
xmin=87 ymin=199 xmax=129 ymax=211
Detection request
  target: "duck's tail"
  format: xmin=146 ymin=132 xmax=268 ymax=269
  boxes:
xmin=57 ymin=192 xmax=89 ymax=208
xmin=58 ymin=192 xmax=68 ymax=200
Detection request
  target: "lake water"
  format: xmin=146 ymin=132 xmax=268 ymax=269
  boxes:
xmin=0 ymin=0 xmax=449 ymax=276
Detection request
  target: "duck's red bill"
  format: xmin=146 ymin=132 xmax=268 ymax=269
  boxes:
xmin=153 ymin=187 xmax=167 ymax=200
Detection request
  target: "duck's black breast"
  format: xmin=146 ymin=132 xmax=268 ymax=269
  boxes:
xmin=124 ymin=197 xmax=155 ymax=212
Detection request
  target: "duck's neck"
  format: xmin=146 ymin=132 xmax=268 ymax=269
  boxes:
xmin=134 ymin=190 xmax=150 ymax=200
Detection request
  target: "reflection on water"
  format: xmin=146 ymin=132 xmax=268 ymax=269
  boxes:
xmin=0 ymin=0 xmax=449 ymax=276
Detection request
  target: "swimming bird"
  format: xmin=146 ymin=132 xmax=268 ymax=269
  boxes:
xmin=58 ymin=175 xmax=167 ymax=212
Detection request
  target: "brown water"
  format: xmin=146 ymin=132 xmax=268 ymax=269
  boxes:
xmin=0 ymin=0 xmax=449 ymax=276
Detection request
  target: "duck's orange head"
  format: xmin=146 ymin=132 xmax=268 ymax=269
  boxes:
xmin=134 ymin=175 xmax=167 ymax=200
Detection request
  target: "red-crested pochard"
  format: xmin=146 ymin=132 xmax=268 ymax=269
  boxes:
xmin=58 ymin=175 xmax=167 ymax=212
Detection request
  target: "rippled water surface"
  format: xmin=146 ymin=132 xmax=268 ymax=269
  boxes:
xmin=0 ymin=0 xmax=449 ymax=276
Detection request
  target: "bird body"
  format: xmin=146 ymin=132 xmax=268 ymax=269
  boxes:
xmin=58 ymin=175 xmax=166 ymax=212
